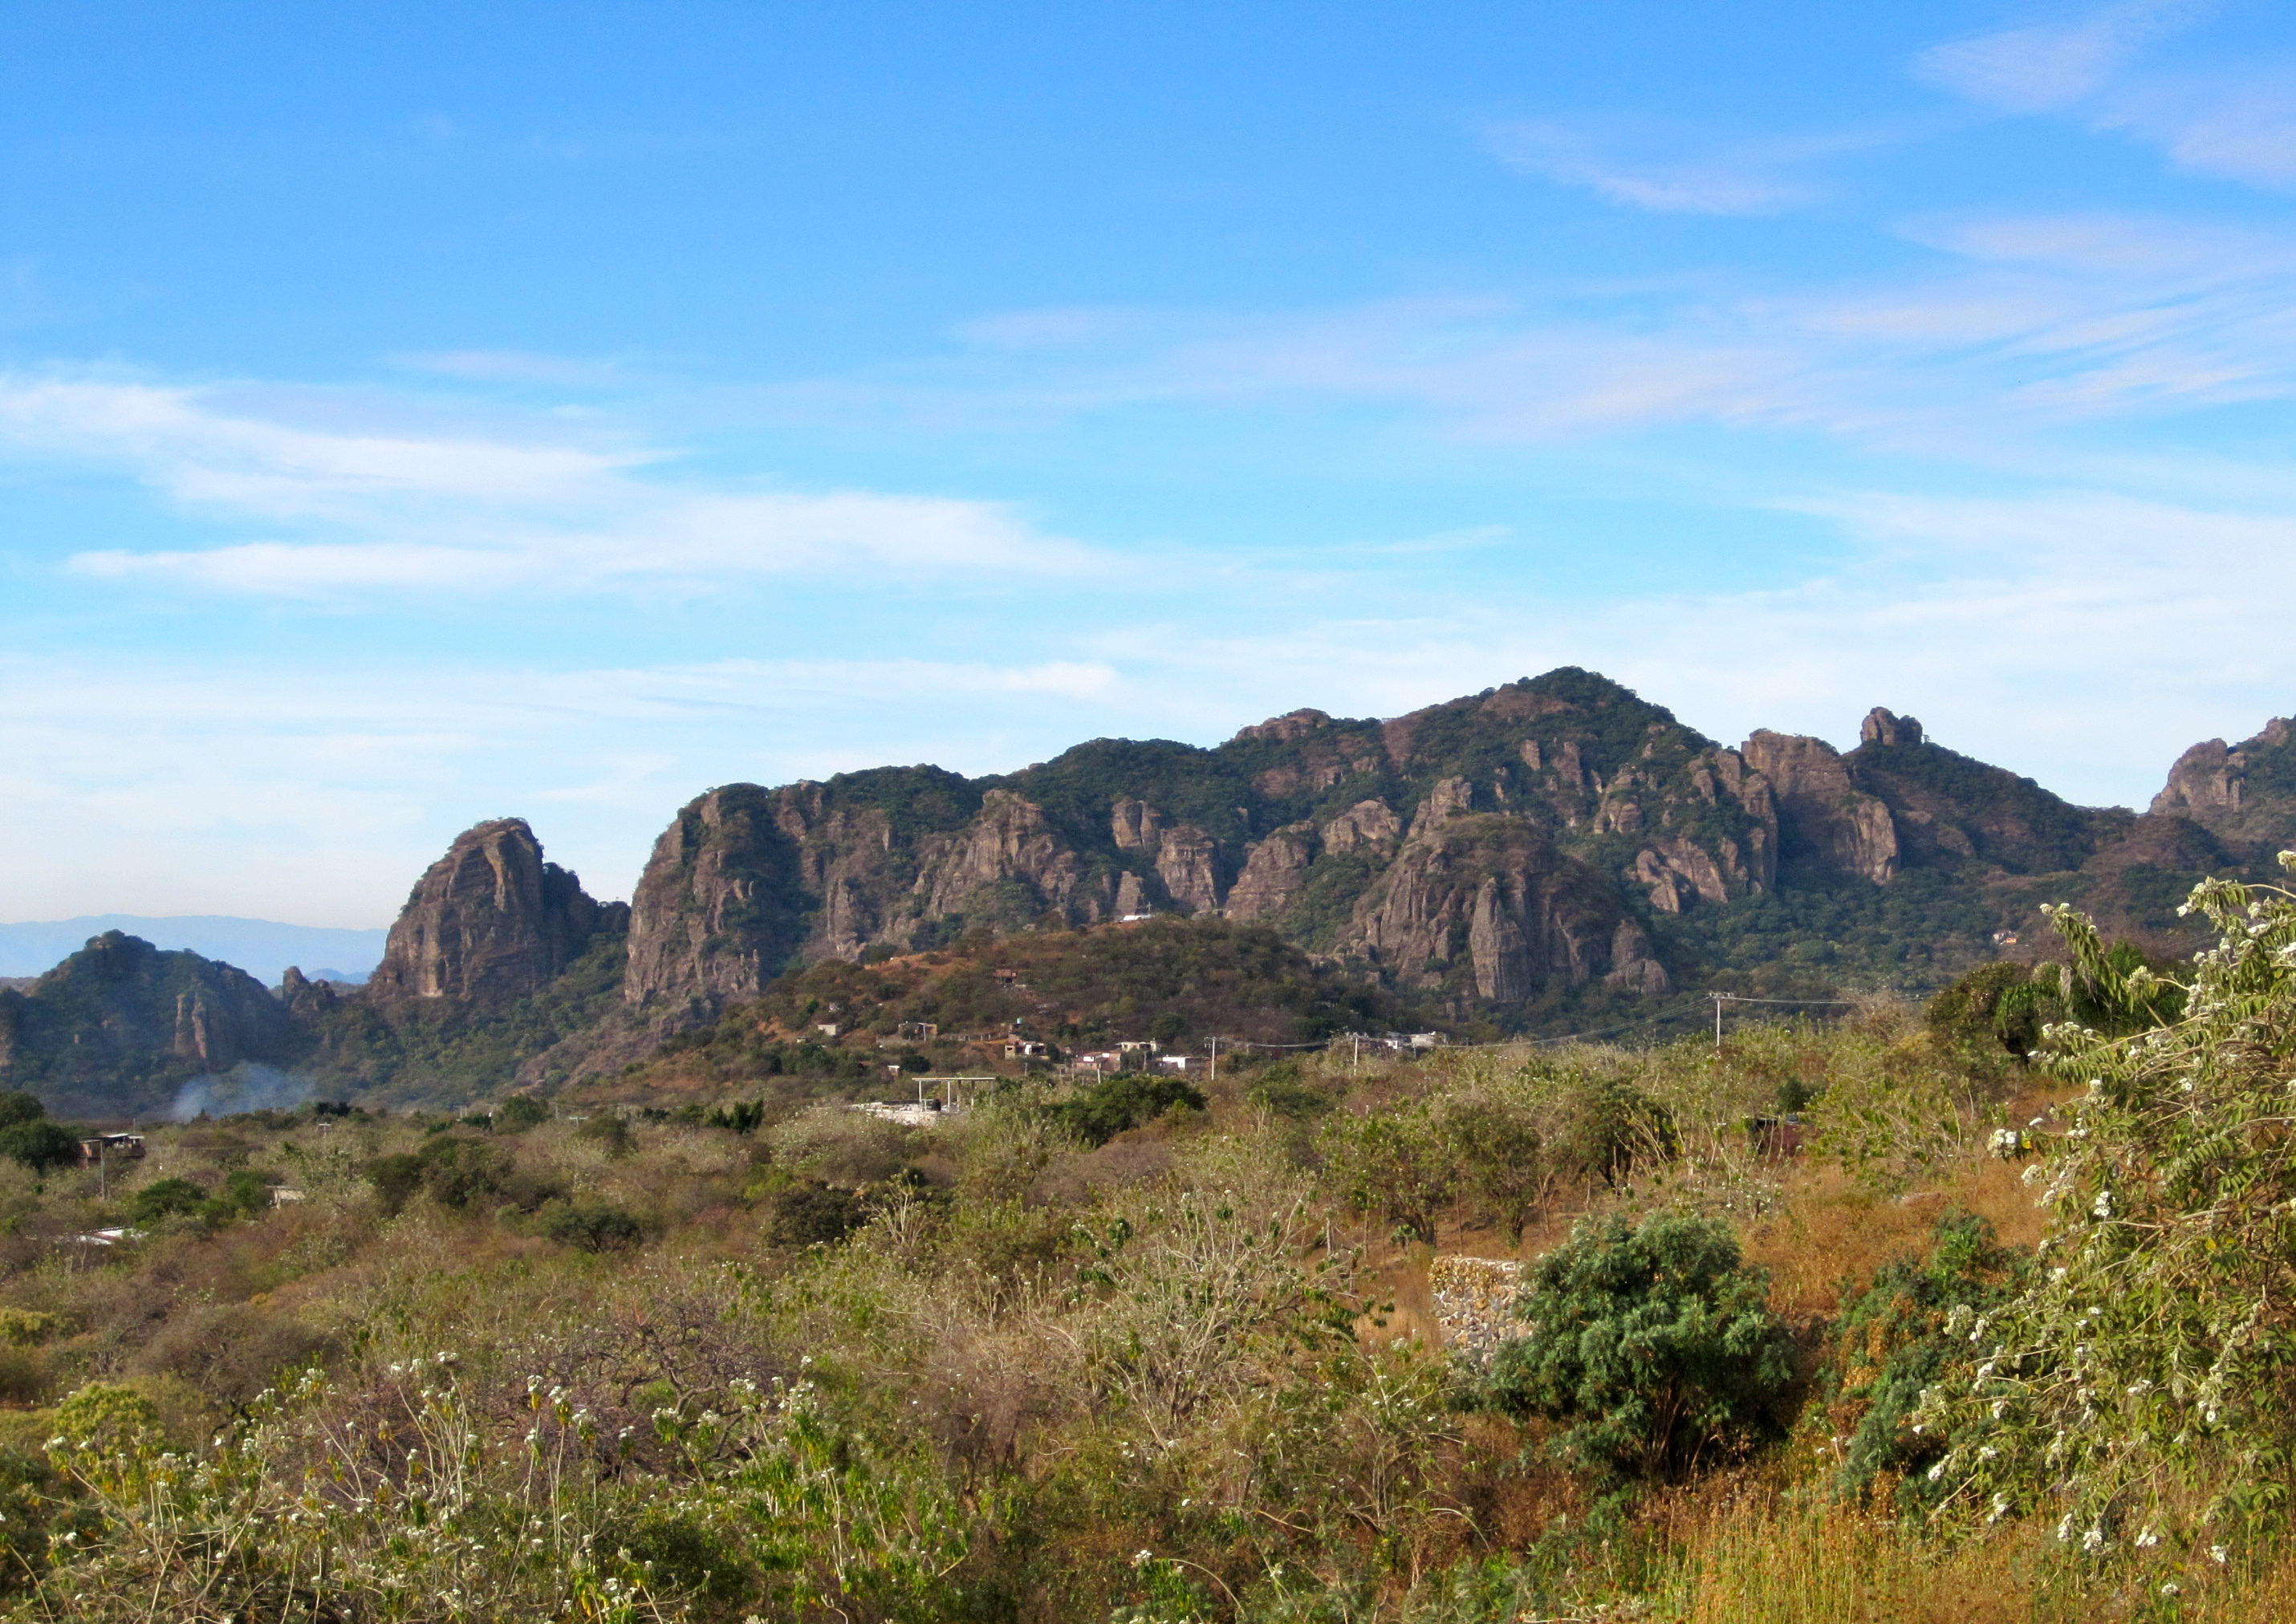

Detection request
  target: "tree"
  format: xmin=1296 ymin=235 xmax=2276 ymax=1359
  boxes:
xmin=1484 ymin=1210 xmax=1792 ymax=1482
xmin=129 ymin=1177 xmax=208 ymax=1225
xmin=538 ymin=1198 xmax=643 ymax=1253
xmin=1437 ymin=1090 xmax=1543 ymax=1241
xmin=496 ymin=1094 xmax=550 ymax=1132
xmin=1324 ymin=1101 xmax=1454 ymax=1245
xmin=0 ymin=1120 xmax=80 ymax=1172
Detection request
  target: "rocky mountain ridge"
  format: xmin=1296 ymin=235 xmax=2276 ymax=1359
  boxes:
xmin=13 ymin=668 xmax=2296 ymax=1118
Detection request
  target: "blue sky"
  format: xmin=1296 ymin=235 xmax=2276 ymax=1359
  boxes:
xmin=6 ymin=1 xmax=2296 ymax=924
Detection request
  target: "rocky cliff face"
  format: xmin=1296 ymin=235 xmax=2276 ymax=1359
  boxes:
xmin=616 ymin=669 xmax=1776 ymax=1022
xmin=368 ymin=818 xmax=620 ymax=1006
xmin=1741 ymin=729 xmax=1900 ymax=884
xmin=0 ymin=932 xmax=304 ymax=1118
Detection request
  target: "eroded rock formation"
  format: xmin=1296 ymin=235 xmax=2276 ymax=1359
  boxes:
xmin=1741 ymin=731 xmax=1900 ymax=884
xmin=368 ymin=818 xmax=617 ymax=1005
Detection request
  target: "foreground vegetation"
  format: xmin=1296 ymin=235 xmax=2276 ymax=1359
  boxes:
xmin=2 ymin=873 xmax=2296 ymax=1618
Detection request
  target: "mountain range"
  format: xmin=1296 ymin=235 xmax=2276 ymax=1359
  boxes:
xmin=6 ymin=668 xmax=2292 ymax=1119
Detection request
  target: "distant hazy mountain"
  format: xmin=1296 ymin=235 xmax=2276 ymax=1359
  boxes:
xmin=0 ymin=916 xmax=384 ymax=985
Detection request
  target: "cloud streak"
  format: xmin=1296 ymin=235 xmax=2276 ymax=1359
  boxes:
xmin=1485 ymin=120 xmax=1836 ymax=214
xmin=0 ymin=376 xmax=1103 ymax=597
xmin=1915 ymin=1 xmax=2198 ymax=114
xmin=1915 ymin=3 xmax=2296 ymax=193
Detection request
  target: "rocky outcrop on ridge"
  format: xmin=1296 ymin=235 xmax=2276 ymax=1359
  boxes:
xmin=1741 ymin=729 xmax=1899 ymax=885
xmin=367 ymin=818 xmax=621 ymax=1007
xmin=2150 ymin=719 xmax=2296 ymax=850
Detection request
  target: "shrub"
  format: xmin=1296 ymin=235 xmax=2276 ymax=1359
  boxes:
xmin=364 ymin=1151 xmax=425 ymax=1216
xmin=366 ymin=1136 xmax=532 ymax=1216
xmin=0 ymin=1309 xmax=59 ymax=1347
xmin=766 ymin=1179 xmax=866 ymax=1248
xmin=537 ymin=1198 xmax=644 ymax=1253
xmin=1437 ymin=1090 xmax=1545 ymax=1241
xmin=0 ymin=1448 xmax=57 ymax=1594
xmin=1050 ymin=1074 xmax=1205 ymax=1147
xmin=1484 ymin=1210 xmax=1793 ymax=1482
xmin=1926 ymin=961 xmax=2034 ymax=1058
xmin=217 ymin=1167 xmax=274 ymax=1217
xmin=1823 ymin=1212 xmax=2029 ymax=1512
xmin=1324 ymin=1099 xmax=1453 ymax=1244
xmin=1550 ymin=1076 xmax=1676 ymax=1192
xmin=1919 ymin=878 xmax=2296 ymax=1545
xmin=418 ymin=1137 xmax=514 ymax=1208
xmin=0 ymin=1347 xmax=46 ymax=1406
xmin=496 ymin=1094 xmax=550 ymax=1132
xmin=129 ymin=1176 xmax=209 ymax=1225
xmin=0 ymin=1120 xmax=79 ymax=1173
xmin=706 ymin=1099 xmax=766 ymax=1135
xmin=130 ymin=1303 xmax=332 ymax=1408
xmin=50 ymin=1382 xmax=162 ymax=1451
xmin=576 ymin=1114 xmax=635 ymax=1158
xmin=1244 ymin=1060 xmax=1335 ymax=1119
xmin=769 ymin=1104 xmax=913 ymax=1185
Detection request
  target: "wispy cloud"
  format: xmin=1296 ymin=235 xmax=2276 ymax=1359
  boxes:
xmin=0 ymin=649 xmax=1132 ymax=919
xmin=392 ymin=349 xmax=634 ymax=386
xmin=763 ymin=205 xmax=2296 ymax=455
xmin=1914 ymin=3 xmax=2296 ymax=192
xmin=2096 ymin=71 xmax=2296 ymax=187
xmin=0 ymin=375 xmax=1103 ymax=597
xmin=1485 ymin=120 xmax=1841 ymax=214
xmin=1914 ymin=1 xmax=2199 ymax=114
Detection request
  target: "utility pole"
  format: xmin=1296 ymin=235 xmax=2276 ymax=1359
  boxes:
xmin=1209 ymin=1036 xmax=1218 ymax=1085
xmin=1713 ymin=993 xmax=1725 ymax=1048
xmin=1351 ymin=1033 xmax=1360 ymax=1074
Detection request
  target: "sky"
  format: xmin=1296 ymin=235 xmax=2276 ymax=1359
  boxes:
xmin=6 ymin=1 xmax=2296 ymax=925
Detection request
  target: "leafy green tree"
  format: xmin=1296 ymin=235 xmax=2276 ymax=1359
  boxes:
xmin=0 ymin=1119 xmax=81 ymax=1172
xmin=1825 ymin=1212 xmax=2029 ymax=1513
xmin=766 ymin=1179 xmax=866 ymax=1247
xmin=0 ymin=1091 xmax=46 ymax=1129
xmin=1050 ymin=1074 xmax=1205 ymax=1147
xmin=1324 ymin=1099 xmax=1454 ymax=1244
xmin=705 ymin=1098 xmax=765 ymax=1134
xmin=128 ymin=1176 xmax=208 ymax=1225
xmin=213 ymin=1167 xmax=275 ymax=1220
xmin=1550 ymin=1076 xmax=1675 ymax=1192
xmin=1484 ymin=1210 xmax=1793 ymax=1482
xmin=575 ymin=1114 xmax=634 ymax=1158
xmin=1437 ymin=1090 xmax=1544 ymax=1241
xmin=495 ymin=1093 xmax=550 ymax=1132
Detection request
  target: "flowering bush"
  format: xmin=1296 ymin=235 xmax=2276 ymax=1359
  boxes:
xmin=1920 ymin=859 xmax=2296 ymax=1554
